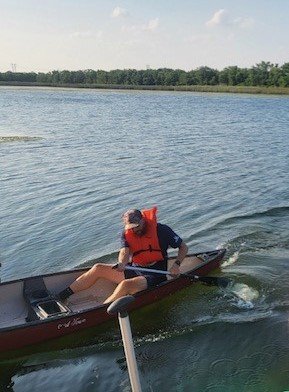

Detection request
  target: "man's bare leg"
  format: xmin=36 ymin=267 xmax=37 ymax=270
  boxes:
xmin=104 ymin=276 xmax=147 ymax=304
xmin=58 ymin=263 xmax=124 ymax=300
xmin=70 ymin=263 xmax=124 ymax=293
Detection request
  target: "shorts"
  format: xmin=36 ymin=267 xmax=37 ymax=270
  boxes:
xmin=124 ymin=259 xmax=168 ymax=288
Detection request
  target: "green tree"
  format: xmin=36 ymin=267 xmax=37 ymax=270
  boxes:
xmin=186 ymin=70 xmax=197 ymax=85
xmin=195 ymin=66 xmax=219 ymax=85
xmin=279 ymin=63 xmax=289 ymax=87
xmin=247 ymin=62 xmax=274 ymax=86
xmin=142 ymin=69 xmax=156 ymax=85
xmin=219 ymin=66 xmax=249 ymax=85
xmin=95 ymin=70 xmax=107 ymax=84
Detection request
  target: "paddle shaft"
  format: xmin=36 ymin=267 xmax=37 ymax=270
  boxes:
xmin=126 ymin=265 xmax=200 ymax=280
xmin=124 ymin=265 xmax=230 ymax=288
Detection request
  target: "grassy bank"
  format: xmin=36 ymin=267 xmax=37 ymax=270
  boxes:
xmin=1 ymin=81 xmax=289 ymax=95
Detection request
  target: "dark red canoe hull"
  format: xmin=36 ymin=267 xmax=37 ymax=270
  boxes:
xmin=0 ymin=249 xmax=225 ymax=353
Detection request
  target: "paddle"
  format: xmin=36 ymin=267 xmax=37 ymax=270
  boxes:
xmin=124 ymin=265 xmax=231 ymax=288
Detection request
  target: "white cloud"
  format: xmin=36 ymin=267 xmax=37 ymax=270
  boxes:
xmin=206 ymin=9 xmax=229 ymax=27
xmin=206 ymin=9 xmax=254 ymax=30
xmin=111 ymin=6 xmax=127 ymax=18
xmin=143 ymin=18 xmax=159 ymax=32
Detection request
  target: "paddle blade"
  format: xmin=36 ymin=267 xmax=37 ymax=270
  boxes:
xmin=197 ymin=276 xmax=232 ymax=288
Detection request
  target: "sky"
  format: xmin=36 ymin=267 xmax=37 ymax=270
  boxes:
xmin=0 ymin=0 xmax=288 ymax=73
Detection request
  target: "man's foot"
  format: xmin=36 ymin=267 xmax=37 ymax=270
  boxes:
xmin=58 ymin=287 xmax=74 ymax=301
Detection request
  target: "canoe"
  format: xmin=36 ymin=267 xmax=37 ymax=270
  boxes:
xmin=0 ymin=249 xmax=226 ymax=353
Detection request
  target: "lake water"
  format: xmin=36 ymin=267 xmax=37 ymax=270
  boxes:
xmin=0 ymin=86 xmax=289 ymax=391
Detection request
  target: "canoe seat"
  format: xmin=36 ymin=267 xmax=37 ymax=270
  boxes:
xmin=23 ymin=277 xmax=71 ymax=322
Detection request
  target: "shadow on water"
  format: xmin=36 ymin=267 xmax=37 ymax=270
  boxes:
xmin=0 ymin=319 xmax=118 ymax=391
xmin=2 ymin=313 xmax=289 ymax=392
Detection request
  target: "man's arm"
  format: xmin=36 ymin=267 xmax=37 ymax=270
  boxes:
xmin=176 ymin=241 xmax=188 ymax=263
xmin=115 ymin=247 xmax=130 ymax=271
xmin=169 ymin=241 xmax=188 ymax=275
xmin=118 ymin=247 xmax=130 ymax=264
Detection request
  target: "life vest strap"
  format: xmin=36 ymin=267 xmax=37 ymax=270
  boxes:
xmin=133 ymin=247 xmax=162 ymax=257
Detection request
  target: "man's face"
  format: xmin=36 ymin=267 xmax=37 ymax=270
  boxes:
xmin=132 ymin=219 xmax=146 ymax=236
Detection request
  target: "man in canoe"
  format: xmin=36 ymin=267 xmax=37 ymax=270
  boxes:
xmin=58 ymin=206 xmax=188 ymax=304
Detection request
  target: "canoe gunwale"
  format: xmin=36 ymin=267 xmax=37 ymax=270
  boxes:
xmin=0 ymin=248 xmax=226 ymax=352
xmin=0 ymin=249 xmax=225 ymax=287
xmin=0 ymin=249 xmax=226 ymax=334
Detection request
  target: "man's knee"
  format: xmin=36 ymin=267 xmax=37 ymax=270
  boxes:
xmin=89 ymin=263 xmax=124 ymax=284
xmin=121 ymin=277 xmax=147 ymax=294
xmin=90 ymin=263 xmax=109 ymax=275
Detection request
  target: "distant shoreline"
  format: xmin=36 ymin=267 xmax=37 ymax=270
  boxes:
xmin=1 ymin=81 xmax=289 ymax=95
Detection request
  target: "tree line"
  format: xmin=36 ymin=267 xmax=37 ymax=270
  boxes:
xmin=1 ymin=61 xmax=289 ymax=87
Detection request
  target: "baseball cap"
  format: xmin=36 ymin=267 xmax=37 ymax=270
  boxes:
xmin=123 ymin=209 xmax=143 ymax=230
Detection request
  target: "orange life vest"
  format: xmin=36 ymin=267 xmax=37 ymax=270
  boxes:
xmin=124 ymin=206 xmax=164 ymax=266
